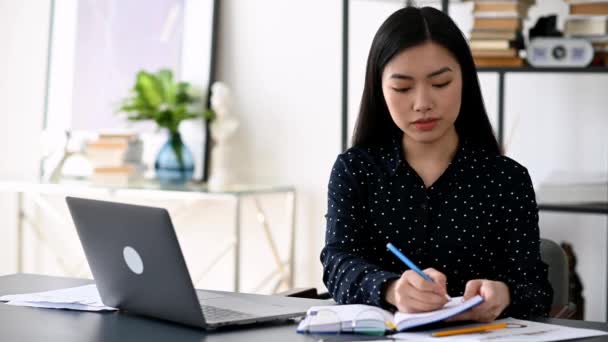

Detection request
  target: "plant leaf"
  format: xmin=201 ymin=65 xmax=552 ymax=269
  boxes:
xmin=136 ymin=71 xmax=164 ymax=109
xmin=157 ymin=69 xmax=176 ymax=104
xmin=116 ymin=68 xmax=213 ymax=128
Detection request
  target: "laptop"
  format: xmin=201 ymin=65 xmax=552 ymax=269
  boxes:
xmin=65 ymin=196 xmax=329 ymax=329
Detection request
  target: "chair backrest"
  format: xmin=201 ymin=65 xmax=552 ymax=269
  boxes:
xmin=539 ymin=238 xmax=569 ymax=306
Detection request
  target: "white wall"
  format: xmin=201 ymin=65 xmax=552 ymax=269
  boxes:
xmin=0 ymin=0 xmax=51 ymax=274
xmin=215 ymin=0 xmax=342 ymax=290
xmin=0 ymin=0 xmax=49 ymax=180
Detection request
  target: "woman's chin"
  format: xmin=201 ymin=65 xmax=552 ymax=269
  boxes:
xmin=403 ymin=124 xmax=458 ymax=145
xmin=405 ymin=131 xmax=444 ymax=144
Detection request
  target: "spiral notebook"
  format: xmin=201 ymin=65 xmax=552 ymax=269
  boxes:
xmin=297 ymin=295 xmax=483 ymax=334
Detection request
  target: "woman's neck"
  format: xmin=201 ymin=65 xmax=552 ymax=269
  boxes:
xmin=402 ymin=129 xmax=458 ymax=163
xmin=402 ymin=128 xmax=460 ymax=174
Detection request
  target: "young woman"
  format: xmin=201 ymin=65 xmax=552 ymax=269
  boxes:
xmin=321 ymin=6 xmax=552 ymax=322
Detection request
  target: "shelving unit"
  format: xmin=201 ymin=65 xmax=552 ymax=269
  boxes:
xmin=482 ymin=67 xmax=608 ymax=229
xmin=478 ymin=67 xmax=608 ymax=212
xmin=538 ymin=203 xmax=608 ymax=215
xmin=477 ymin=67 xmax=608 ymax=314
xmin=478 ymin=67 xmax=608 ymax=144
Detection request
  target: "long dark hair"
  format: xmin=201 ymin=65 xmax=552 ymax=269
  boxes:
xmin=351 ymin=6 xmax=500 ymax=155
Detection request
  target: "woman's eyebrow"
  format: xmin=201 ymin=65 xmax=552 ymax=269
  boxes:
xmin=390 ymin=67 xmax=453 ymax=80
xmin=427 ymin=66 xmax=453 ymax=78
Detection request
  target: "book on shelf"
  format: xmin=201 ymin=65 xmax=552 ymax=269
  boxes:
xmin=471 ymin=48 xmax=518 ymax=57
xmin=570 ymin=1 xmax=608 ymax=15
xmin=97 ymin=132 xmax=139 ymax=142
xmin=97 ymin=132 xmax=143 ymax=164
xmin=470 ymin=29 xmax=519 ymax=40
xmin=91 ymin=165 xmax=145 ymax=187
xmin=468 ymin=1 xmax=532 ymax=66
xmin=473 ymin=17 xmax=521 ymax=31
xmin=86 ymin=133 xmax=143 ymax=168
xmin=470 ymin=39 xmax=513 ymax=50
xmin=592 ymin=41 xmax=608 ymax=50
xmin=86 ymin=140 xmax=129 ymax=168
xmin=564 ymin=15 xmax=608 ymax=36
xmin=474 ymin=12 xmax=521 ymax=18
xmin=85 ymin=132 xmax=146 ymax=186
xmin=474 ymin=56 xmax=524 ymax=67
xmin=297 ymin=296 xmax=483 ymax=334
xmin=594 ymin=50 xmax=608 ymax=64
xmin=473 ymin=1 xmax=533 ymax=15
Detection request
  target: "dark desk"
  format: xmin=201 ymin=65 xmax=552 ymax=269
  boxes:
xmin=1 ymin=274 xmax=608 ymax=342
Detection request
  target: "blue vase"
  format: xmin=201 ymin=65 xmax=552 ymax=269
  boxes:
xmin=155 ymin=133 xmax=194 ymax=185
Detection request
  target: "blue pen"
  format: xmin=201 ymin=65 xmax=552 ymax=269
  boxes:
xmin=386 ymin=242 xmax=451 ymax=300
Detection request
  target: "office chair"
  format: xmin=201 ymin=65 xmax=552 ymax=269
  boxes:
xmin=540 ymin=238 xmax=576 ymax=319
xmin=282 ymin=238 xmax=576 ymax=318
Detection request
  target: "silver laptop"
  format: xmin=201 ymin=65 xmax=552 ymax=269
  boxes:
xmin=65 ymin=196 xmax=328 ymax=329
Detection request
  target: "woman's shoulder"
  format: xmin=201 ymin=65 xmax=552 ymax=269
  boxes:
xmin=333 ymin=144 xmax=398 ymax=174
xmin=494 ymin=154 xmax=529 ymax=173
xmin=488 ymin=153 xmax=532 ymax=184
xmin=339 ymin=144 xmax=388 ymax=160
xmin=463 ymin=143 xmax=531 ymax=183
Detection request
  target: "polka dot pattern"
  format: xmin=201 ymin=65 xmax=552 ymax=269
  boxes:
xmin=320 ymin=138 xmax=553 ymax=318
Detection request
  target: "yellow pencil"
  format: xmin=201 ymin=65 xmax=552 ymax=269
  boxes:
xmin=431 ymin=322 xmax=508 ymax=337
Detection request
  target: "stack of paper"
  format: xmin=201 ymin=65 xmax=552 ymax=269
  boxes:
xmin=391 ymin=318 xmax=608 ymax=341
xmin=0 ymin=284 xmax=117 ymax=311
xmin=537 ymin=170 xmax=607 ymax=204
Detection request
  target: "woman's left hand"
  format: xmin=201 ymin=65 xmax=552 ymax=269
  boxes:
xmin=446 ymin=279 xmax=510 ymax=323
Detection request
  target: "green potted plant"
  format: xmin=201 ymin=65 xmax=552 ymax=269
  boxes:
xmin=118 ymin=69 xmax=214 ymax=184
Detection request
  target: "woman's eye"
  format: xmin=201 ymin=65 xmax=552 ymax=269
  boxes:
xmin=433 ymin=81 xmax=451 ymax=88
xmin=392 ymin=87 xmax=411 ymax=93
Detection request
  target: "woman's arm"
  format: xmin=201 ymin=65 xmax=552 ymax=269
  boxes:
xmin=447 ymin=162 xmax=553 ymax=322
xmin=320 ymin=154 xmax=400 ymax=310
xmin=495 ymin=163 xmax=553 ymax=318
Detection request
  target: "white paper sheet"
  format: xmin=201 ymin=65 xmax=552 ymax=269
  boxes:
xmin=390 ymin=318 xmax=608 ymax=342
xmin=0 ymin=284 xmax=117 ymax=311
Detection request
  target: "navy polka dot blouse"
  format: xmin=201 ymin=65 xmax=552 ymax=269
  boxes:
xmin=320 ymin=138 xmax=553 ymax=319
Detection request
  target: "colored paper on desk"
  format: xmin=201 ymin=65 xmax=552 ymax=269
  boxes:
xmin=0 ymin=284 xmax=117 ymax=311
xmin=297 ymin=295 xmax=482 ymax=334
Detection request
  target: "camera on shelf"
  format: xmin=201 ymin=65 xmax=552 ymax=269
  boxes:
xmin=527 ymin=38 xmax=594 ymax=67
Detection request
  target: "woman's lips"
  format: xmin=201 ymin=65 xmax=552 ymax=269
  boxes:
xmin=413 ymin=118 xmax=439 ymax=131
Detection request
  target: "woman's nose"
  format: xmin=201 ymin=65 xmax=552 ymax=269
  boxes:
xmin=412 ymin=87 xmax=433 ymax=113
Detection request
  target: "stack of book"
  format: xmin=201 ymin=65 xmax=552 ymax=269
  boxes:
xmin=564 ymin=0 xmax=608 ymax=65
xmin=470 ymin=0 xmax=534 ymax=67
xmin=85 ymin=133 xmax=145 ymax=187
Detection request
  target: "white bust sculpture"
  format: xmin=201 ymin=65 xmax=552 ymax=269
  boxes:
xmin=208 ymin=82 xmax=239 ymax=191
xmin=209 ymin=82 xmax=239 ymax=141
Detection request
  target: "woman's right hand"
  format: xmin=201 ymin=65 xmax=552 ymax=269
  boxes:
xmin=385 ymin=268 xmax=449 ymax=313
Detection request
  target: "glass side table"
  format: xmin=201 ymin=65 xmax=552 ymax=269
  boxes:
xmin=0 ymin=180 xmax=296 ymax=293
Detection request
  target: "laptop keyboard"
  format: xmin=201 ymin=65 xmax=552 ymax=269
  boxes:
xmin=199 ymin=303 xmax=254 ymax=322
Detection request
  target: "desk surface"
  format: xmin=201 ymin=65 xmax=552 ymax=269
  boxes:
xmin=1 ymin=274 xmax=608 ymax=342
